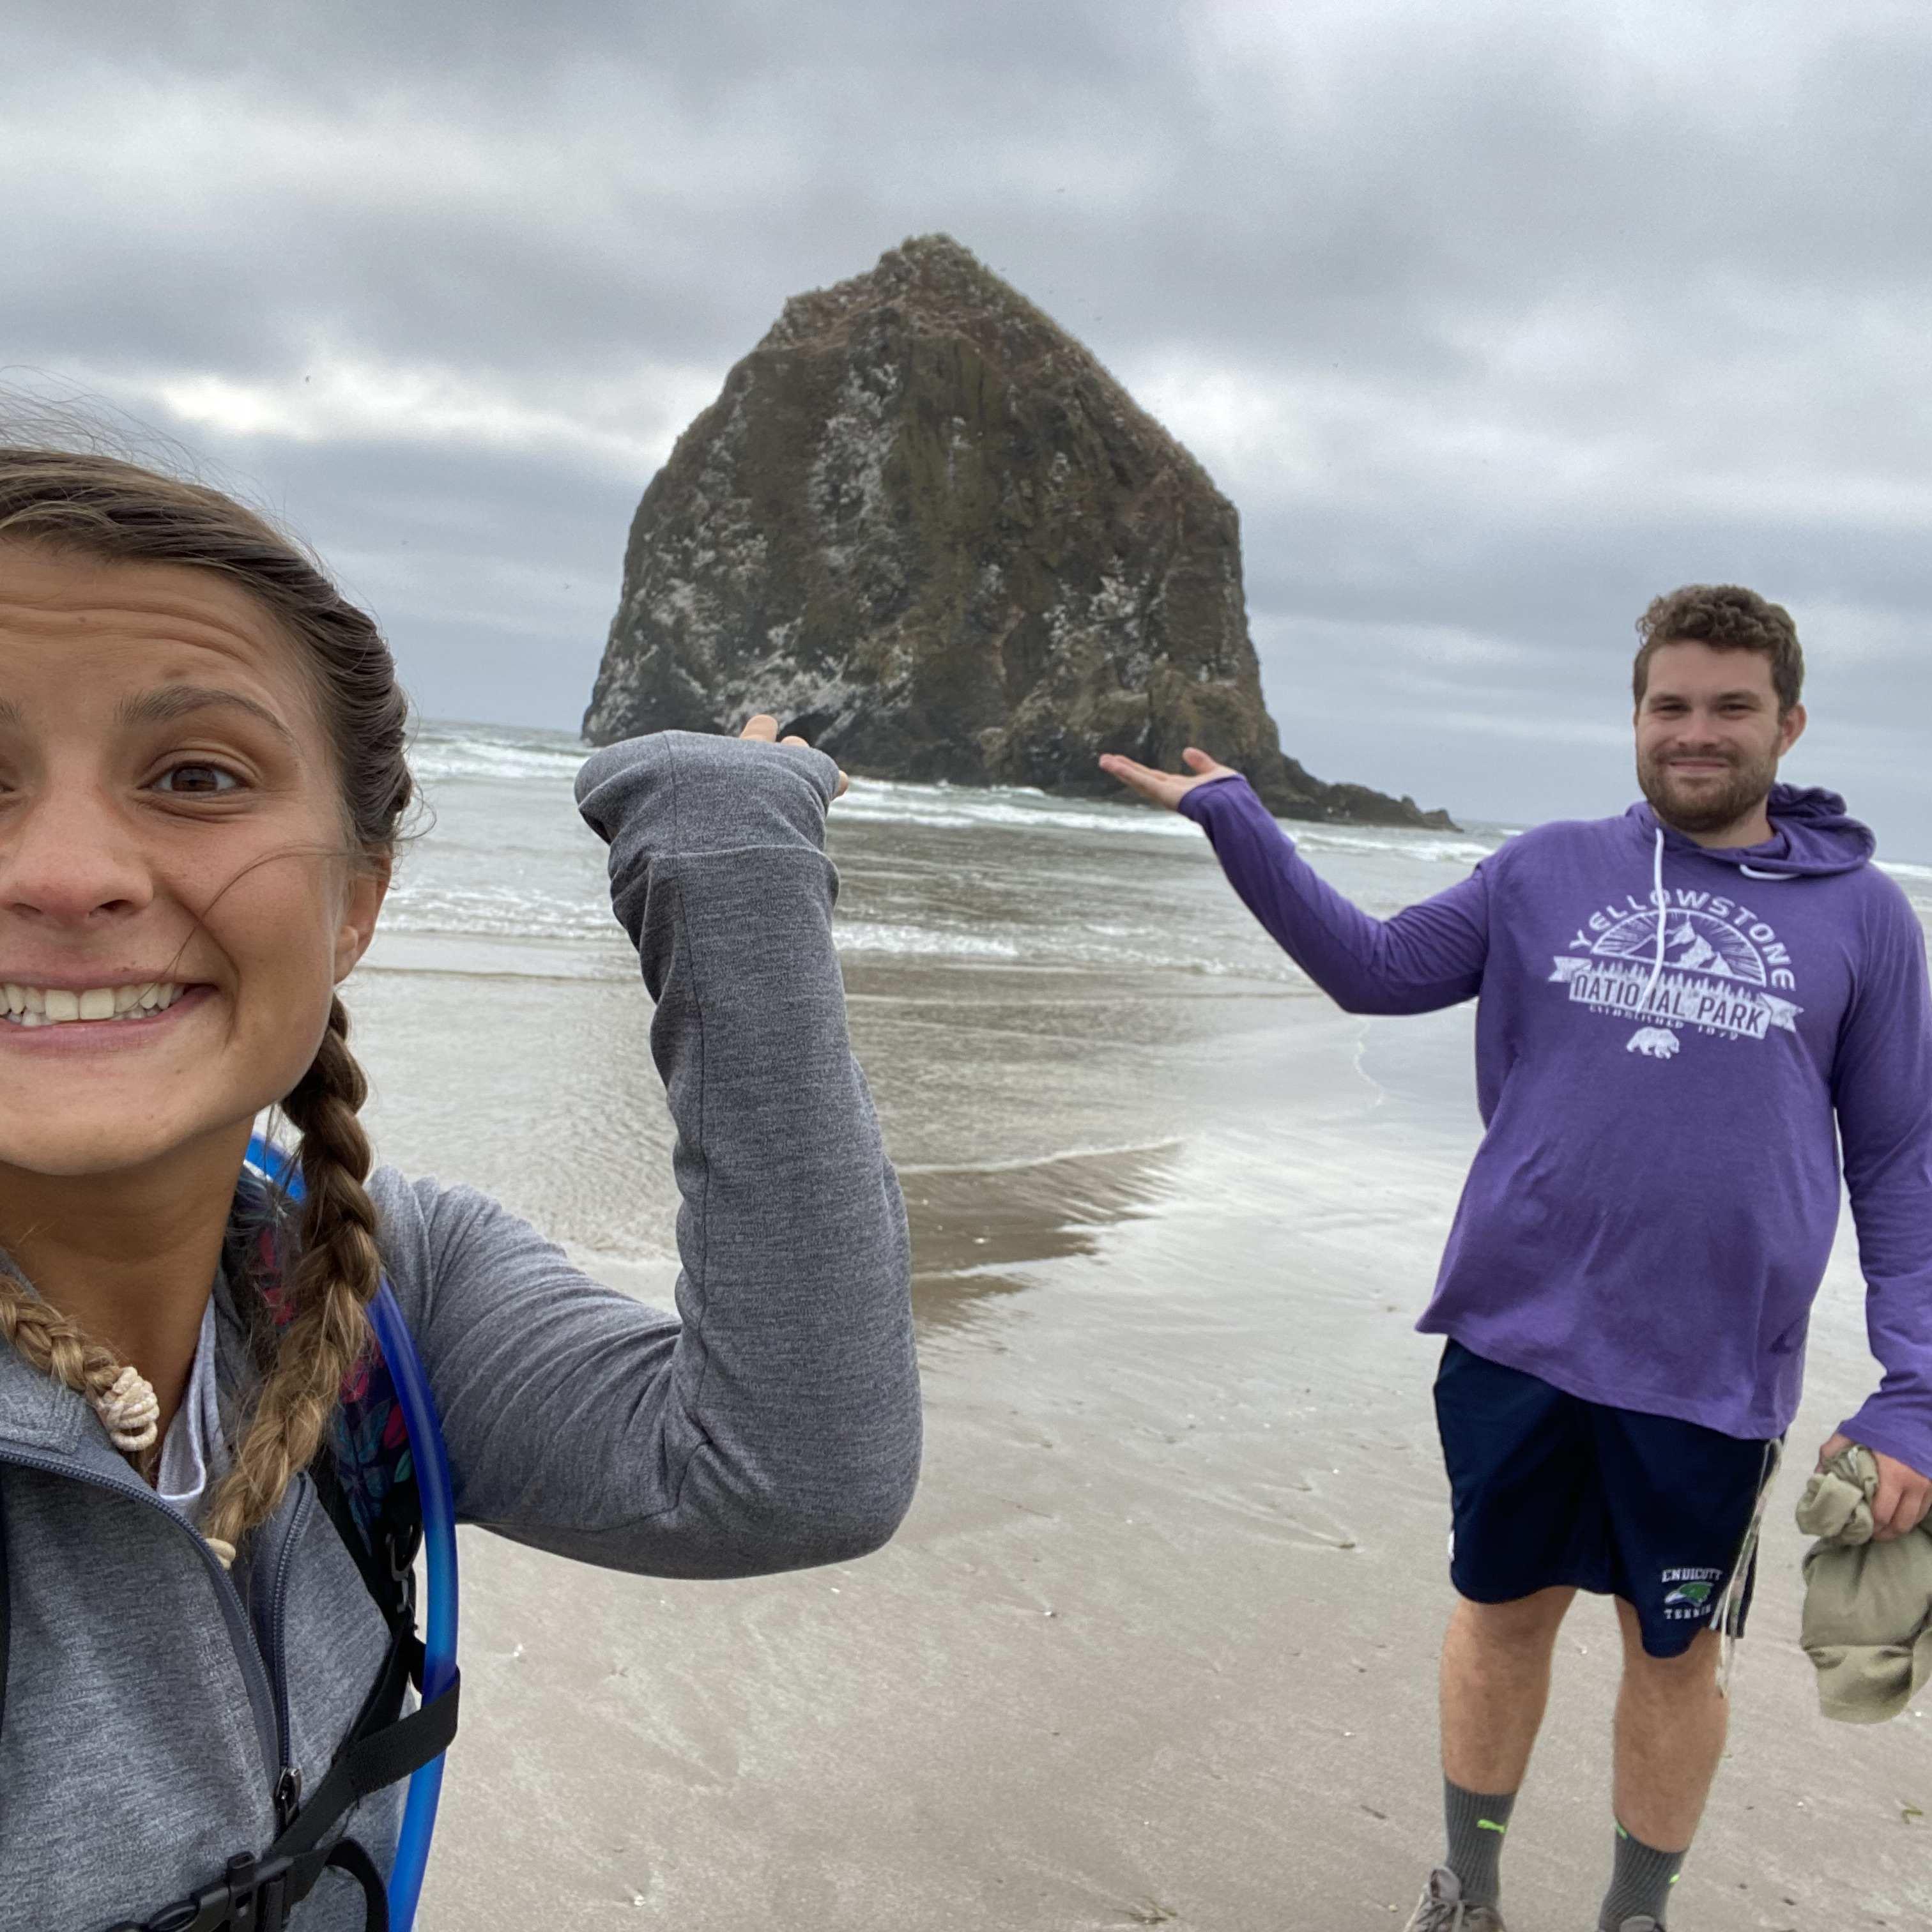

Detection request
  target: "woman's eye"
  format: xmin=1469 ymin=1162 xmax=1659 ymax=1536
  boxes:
xmin=154 ymin=763 xmax=243 ymax=797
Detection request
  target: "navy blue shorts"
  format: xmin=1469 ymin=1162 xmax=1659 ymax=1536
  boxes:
xmin=1433 ymin=1340 xmax=1781 ymax=1659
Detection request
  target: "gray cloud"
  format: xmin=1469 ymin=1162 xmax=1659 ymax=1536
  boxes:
xmin=2 ymin=0 xmax=1927 ymax=844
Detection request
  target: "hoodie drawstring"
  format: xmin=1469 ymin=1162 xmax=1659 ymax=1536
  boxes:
xmin=1639 ymin=828 xmax=1667 ymax=1018
xmin=1644 ymin=825 xmax=1797 ymax=1015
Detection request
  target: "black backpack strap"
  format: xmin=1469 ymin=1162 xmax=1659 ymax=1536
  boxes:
xmin=312 ymin=1840 xmax=388 ymax=1932
xmin=307 ymin=1441 xmax=436 ymax=1757
xmin=309 ymin=1446 xmax=420 ymax=1637
xmin=114 ymin=1669 xmax=459 ymax=1932
xmin=1 ymin=1478 xmax=11 ymax=1747
xmin=277 ymin=1674 xmax=461 ymax=1866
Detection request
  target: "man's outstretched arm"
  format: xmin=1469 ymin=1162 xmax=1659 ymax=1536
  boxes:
xmin=1825 ymin=884 xmax=1932 ymax=1539
xmin=1101 ymin=749 xmax=1489 ymax=1015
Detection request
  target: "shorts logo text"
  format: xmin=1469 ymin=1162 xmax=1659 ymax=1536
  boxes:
xmin=1661 ymin=1565 xmax=1724 ymax=1620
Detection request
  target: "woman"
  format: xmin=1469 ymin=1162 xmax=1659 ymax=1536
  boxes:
xmin=0 ymin=448 xmax=921 ymax=1929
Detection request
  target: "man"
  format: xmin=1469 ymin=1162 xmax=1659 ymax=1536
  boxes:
xmin=1101 ymin=586 xmax=1932 ymax=1932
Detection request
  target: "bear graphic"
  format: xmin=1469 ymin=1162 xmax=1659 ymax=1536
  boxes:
xmin=1627 ymin=1027 xmax=1680 ymax=1060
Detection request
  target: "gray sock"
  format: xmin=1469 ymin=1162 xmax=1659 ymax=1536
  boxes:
xmin=1598 ymin=1822 xmax=1685 ymax=1929
xmin=1443 ymin=1779 xmax=1516 ymax=1909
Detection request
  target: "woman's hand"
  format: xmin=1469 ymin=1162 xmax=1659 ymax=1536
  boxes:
xmin=740 ymin=714 xmax=850 ymax=800
xmin=1098 ymin=746 xmax=1238 ymax=811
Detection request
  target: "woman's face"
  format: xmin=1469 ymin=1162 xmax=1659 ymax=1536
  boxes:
xmin=0 ymin=544 xmax=387 ymax=1179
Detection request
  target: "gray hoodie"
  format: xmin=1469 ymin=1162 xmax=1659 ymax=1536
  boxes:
xmin=0 ymin=732 xmax=922 ymax=1931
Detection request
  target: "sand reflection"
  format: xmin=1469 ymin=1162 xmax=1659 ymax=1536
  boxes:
xmin=901 ymin=1140 xmax=1183 ymax=1334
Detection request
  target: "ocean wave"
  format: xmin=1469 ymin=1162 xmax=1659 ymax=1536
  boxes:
xmin=834 ymin=921 xmax=1023 ymax=960
xmin=835 ymin=779 xmax=1200 ymax=841
xmin=838 ymin=778 xmax=1503 ymax=862
xmin=410 ymin=724 xmax=589 ymax=787
xmin=407 ymin=725 xmax=1500 ymax=867
xmin=1294 ymin=827 xmax=1501 ymax=866
xmin=834 ymin=918 xmax=1304 ymax=981
xmin=381 ymin=882 xmax=613 ymax=941
xmin=388 ymin=724 xmax=1515 ymax=969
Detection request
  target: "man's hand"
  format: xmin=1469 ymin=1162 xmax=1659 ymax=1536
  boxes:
xmin=1816 ymin=1432 xmax=1932 ymax=1540
xmin=740 ymin=713 xmax=850 ymax=799
xmin=1098 ymin=747 xmax=1239 ymax=811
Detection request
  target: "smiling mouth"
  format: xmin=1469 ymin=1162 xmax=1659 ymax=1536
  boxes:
xmin=1 ymin=981 xmax=197 ymax=1029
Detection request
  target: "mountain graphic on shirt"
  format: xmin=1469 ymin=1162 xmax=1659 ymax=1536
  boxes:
xmin=1595 ymin=908 xmax=1768 ymax=986
xmin=1667 ymin=923 xmax=1732 ymax=976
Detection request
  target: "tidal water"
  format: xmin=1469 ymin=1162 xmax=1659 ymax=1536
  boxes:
xmin=353 ymin=720 xmax=1516 ymax=1270
xmin=355 ymin=719 xmax=1930 ymax=1304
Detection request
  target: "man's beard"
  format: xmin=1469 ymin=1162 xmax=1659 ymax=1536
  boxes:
xmin=1637 ymin=746 xmax=1779 ymax=836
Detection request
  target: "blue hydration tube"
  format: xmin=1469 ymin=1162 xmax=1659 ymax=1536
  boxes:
xmin=245 ymin=1134 xmax=459 ymax=1932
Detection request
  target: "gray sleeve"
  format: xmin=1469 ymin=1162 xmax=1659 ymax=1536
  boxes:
xmin=378 ymin=730 xmax=921 ymax=1579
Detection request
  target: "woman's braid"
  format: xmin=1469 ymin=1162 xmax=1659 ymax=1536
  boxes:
xmin=201 ymin=996 xmax=383 ymax=1551
xmin=0 ymin=1280 xmax=161 ymax=1477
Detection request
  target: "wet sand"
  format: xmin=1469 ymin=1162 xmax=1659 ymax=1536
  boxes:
xmin=349 ymin=951 xmax=1930 ymax=1931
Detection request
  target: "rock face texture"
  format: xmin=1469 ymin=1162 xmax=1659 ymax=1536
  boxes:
xmin=585 ymin=235 xmax=1450 ymax=827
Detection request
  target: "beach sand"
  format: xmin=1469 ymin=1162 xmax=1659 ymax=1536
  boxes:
xmin=352 ymin=728 xmax=1931 ymax=1931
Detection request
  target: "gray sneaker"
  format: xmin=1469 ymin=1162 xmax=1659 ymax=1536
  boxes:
xmin=1610 ymin=1922 xmax=1663 ymax=1931
xmin=1402 ymin=1865 xmax=1506 ymax=1931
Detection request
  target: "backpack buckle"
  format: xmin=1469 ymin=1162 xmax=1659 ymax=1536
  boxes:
xmin=140 ymin=1848 xmax=294 ymax=1932
xmin=384 ymin=1519 xmax=420 ymax=1625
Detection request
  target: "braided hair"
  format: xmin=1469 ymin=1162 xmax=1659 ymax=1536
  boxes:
xmin=0 ymin=446 xmax=412 ymax=1551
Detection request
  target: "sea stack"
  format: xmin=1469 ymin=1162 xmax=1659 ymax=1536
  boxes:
xmin=585 ymin=234 xmax=1450 ymax=827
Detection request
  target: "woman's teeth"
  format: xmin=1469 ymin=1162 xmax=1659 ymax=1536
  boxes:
xmin=1 ymin=983 xmax=188 ymax=1027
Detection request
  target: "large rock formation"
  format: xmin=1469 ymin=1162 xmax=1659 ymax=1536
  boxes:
xmin=585 ymin=235 xmax=1451 ymax=828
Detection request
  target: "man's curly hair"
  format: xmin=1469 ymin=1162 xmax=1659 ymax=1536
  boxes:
xmin=1633 ymin=584 xmax=1803 ymax=714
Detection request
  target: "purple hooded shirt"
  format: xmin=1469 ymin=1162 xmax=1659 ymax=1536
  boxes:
xmin=1179 ymin=774 xmax=1932 ymax=1474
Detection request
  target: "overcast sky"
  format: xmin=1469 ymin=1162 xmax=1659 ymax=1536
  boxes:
xmin=4 ymin=1 xmax=1928 ymax=844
